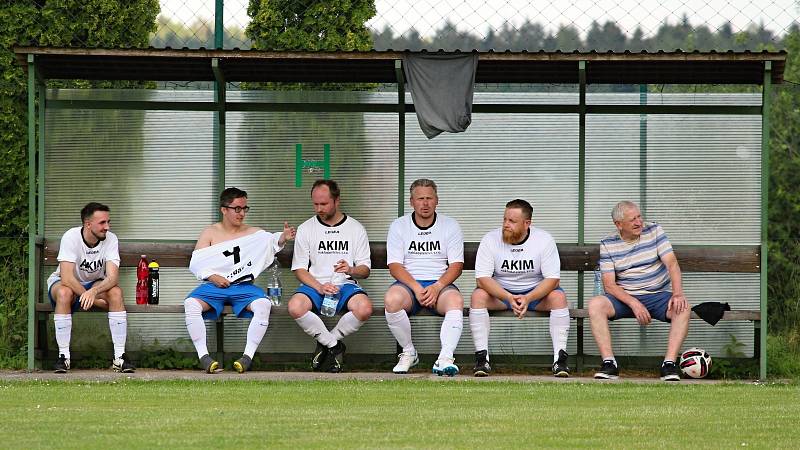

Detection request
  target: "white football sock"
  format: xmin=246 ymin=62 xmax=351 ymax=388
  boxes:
xmin=107 ymin=311 xmax=127 ymax=359
xmin=385 ymin=309 xmax=415 ymax=355
xmin=244 ymin=298 xmax=271 ymax=358
xmin=438 ymin=310 xmax=463 ymax=361
xmin=295 ymin=311 xmax=337 ymax=348
xmin=331 ymin=311 xmax=364 ymax=340
xmin=549 ymin=307 xmax=570 ymax=361
xmin=53 ymin=314 xmax=72 ymax=360
xmin=184 ymin=297 xmax=208 ymax=358
xmin=469 ymin=308 xmax=490 ymax=357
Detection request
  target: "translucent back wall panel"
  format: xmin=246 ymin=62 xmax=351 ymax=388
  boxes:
xmin=41 ymin=89 xmax=762 ymax=358
xmin=45 ymin=91 xmax=216 ymax=239
xmin=405 ymin=112 xmax=579 ymax=242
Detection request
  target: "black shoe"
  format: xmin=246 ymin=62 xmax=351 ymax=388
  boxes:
xmin=473 ymin=350 xmax=491 ymax=377
xmin=594 ymin=359 xmax=619 ymax=380
xmin=54 ymin=354 xmax=70 ymax=374
xmin=233 ymin=355 xmax=252 ymax=374
xmin=112 ymin=353 xmax=136 ymax=373
xmin=328 ymin=341 xmax=346 ymax=373
xmin=552 ymin=349 xmax=570 ymax=378
xmin=311 ymin=342 xmax=330 ymax=371
xmin=200 ymin=354 xmax=221 ymax=374
xmin=660 ymin=360 xmax=681 ymax=382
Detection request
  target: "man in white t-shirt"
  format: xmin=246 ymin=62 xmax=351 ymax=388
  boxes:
xmin=46 ymin=202 xmax=134 ymax=373
xmin=469 ymin=199 xmax=571 ymax=377
xmin=288 ymin=179 xmax=373 ymax=373
xmin=384 ymin=179 xmax=465 ymax=376
xmin=184 ymin=187 xmax=295 ymax=374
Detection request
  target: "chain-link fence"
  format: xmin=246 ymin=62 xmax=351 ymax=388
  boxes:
xmin=152 ymin=0 xmax=799 ymax=51
xmin=8 ymin=1 xmax=797 ymax=51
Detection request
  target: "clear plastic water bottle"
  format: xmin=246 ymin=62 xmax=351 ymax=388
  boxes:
xmin=267 ymin=263 xmax=282 ymax=306
xmin=593 ymin=265 xmax=605 ymax=296
xmin=320 ymin=271 xmax=345 ymax=317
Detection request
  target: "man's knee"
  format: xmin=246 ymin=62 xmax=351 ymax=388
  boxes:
xmin=249 ymin=298 xmax=271 ymax=320
xmin=53 ymin=285 xmax=75 ymax=306
xmin=470 ymin=288 xmax=491 ymax=309
xmin=184 ymin=297 xmax=203 ymax=316
xmin=383 ymin=287 xmax=409 ymax=313
xmin=669 ymin=304 xmax=692 ymax=323
xmin=287 ymin=294 xmax=312 ymax=319
xmin=439 ymin=290 xmax=464 ymax=312
xmin=106 ymin=286 xmax=125 ymax=308
xmin=543 ymin=289 xmax=568 ymax=309
xmin=349 ymin=295 xmax=373 ymax=321
xmin=588 ymin=295 xmax=613 ymax=318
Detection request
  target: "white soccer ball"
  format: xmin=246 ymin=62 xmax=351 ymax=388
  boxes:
xmin=679 ymin=347 xmax=712 ymax=379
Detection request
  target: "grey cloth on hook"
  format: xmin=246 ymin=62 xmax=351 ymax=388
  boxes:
xmin=402 ymin=53 xmax=478 ymax=139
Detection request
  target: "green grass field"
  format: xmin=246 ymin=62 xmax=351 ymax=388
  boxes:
xmin=1 ymin=379 xmax=798 ymax=449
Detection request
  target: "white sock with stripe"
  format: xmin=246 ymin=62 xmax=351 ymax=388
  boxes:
xmin=438 ymin=310 xmax=463 ymax=361
xmin=385 ymin=310 xmax=415 ymax=355
xmin=295 ymin=311 xmax=338 ymax=348
xmin=244 ymin=298 xmax=271 ymax=358
xmin=549 ymin=307 xmax=570 ymax=361
xmin=184 ymin=297 xmax=208 ymax=358
xmin=107 ymin=311 xmax=127 ymax=359
xmin=54 ymin=314 xmax=72 ymax=360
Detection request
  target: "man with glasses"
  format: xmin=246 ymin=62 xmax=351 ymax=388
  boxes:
xmin=287 ymin=179 xmax=373 ymax=373
xmin=184 ymin=187 xmax=295 ymax=373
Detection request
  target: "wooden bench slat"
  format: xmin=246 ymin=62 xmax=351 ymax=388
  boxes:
xmin=41 ymin=240 xmax=761 ymax=273
xmin=34 ymin=303 xmax=760 ymax=321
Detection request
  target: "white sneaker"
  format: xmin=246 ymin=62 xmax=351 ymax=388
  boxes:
xmin=392 ymin=352 xmax=419 ymax=374
xmin=432 ymin=357 xmax=459 ymax=377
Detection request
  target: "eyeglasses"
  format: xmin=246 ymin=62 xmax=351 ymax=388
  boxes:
xmin=222 ymin=206 xmax=250 ymax=213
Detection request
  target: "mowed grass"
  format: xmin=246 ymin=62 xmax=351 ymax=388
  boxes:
xmin=1 ymin=379 xmax=798 ymax=449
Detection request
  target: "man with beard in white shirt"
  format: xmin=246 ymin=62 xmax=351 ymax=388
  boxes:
xmin=384 ymin=179 xmax=465 ymax=376
xmin=288 ymin=179 xmax=373 ymax=373
xmin=469 ymin=199 xmax=571 ymax=377
xmin=47 ymin=202 xmax=134 ymax=373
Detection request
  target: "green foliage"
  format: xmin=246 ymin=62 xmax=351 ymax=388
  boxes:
xmin=137 ymin=341 xmax=198 ymax=369
xmin=767 ymin=28 xmax=800 ymax=334
xmin=767 ymin=332 xmax=800 ymax=379
xmin=0 ymin=1 xmax=159 ymax=366
xmin=246 ymin=0 xmax=376 ymax=51
xmin=0 ymin=239 xmax=27 ymax=368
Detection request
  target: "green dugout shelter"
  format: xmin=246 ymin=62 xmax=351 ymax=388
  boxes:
xmin=14 ymin=47 xmax=786 ymax=379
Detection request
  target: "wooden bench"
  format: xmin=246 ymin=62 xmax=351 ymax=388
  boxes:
xmin=35 ymin=239 xmax=762 ymax=366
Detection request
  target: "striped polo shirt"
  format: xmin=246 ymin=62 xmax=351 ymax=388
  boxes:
xmin=598 ymin=222 xmax=673 ymax=295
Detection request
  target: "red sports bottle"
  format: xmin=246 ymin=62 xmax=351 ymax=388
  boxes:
xmin=136 ymin=255 xmax=148 ymax=305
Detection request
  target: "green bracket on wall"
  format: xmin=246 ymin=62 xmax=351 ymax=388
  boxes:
xmin=295 ymin=143 xmax=331 ymax=187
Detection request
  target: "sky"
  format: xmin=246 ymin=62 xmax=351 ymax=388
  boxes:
xmin=159 ymin=0 xmax=799 ymax=38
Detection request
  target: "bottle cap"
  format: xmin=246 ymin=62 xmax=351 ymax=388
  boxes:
xmin=141 ymin=254 xmax=147 ymax=258
xmin=148 ymin=261 xmax=160 ymax=269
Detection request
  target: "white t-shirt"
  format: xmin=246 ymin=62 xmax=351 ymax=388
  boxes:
xmin=386 ymin=212 xmax=464 ymax=280
xmin=291 ymin=215 xmax=371 ymax=285
xmin=474 ymin=227 xmax=560 ymax=292
xmin=47 ymin=226 xmax=121 ymax=289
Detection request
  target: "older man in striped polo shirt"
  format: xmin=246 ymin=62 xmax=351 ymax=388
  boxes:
xmin=588 ymin=200 xmax=691 ymax=381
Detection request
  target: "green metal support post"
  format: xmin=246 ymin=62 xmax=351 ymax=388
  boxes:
xmin=396 ymin=60 xmax=405 ymax=217
xmin=576 ymin=61 xmax=586 ymax=372
xmin=26 ymin=55 xmax=37 ymax=370
xmin=38 ymin=81 xmax=45 ymax=237
xmin=214 ymin=1 xmax=225 ymax=220
xmin=759 ymin=61 xmax=771 ymax=381
xmin=639 ymin=84 xmax=648 ymax=213
xmin=212 ymin=56 xmax=226 ymax=364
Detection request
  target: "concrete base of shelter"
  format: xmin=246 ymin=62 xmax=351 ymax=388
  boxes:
xmin=0 ymin=369 xmax=755 ymax=384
